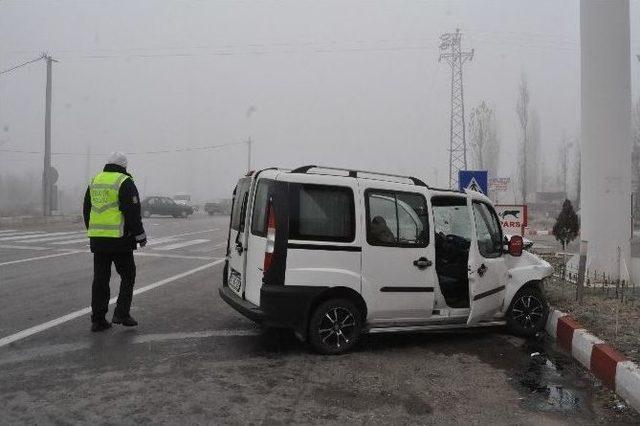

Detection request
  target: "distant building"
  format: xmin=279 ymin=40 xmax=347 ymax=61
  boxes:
xmin=527 ymin=191 xmax=568 ymax=221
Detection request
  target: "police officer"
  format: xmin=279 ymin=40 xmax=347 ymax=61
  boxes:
xmin=83 ymin=152 xmax=147 ymax=332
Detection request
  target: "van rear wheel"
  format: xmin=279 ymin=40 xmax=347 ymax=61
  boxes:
xmin=308 ymin=299 xmax=362 ymax=355
xmin=506 ymin=286 xmax=548 ymax=337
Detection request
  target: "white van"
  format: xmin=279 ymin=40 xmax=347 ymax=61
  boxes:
xmin=219 ymin=166 xmax=553 ymax=354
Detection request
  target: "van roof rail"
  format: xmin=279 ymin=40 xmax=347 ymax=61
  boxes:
xmin=290 ymin=165 xmax=428 ymax=187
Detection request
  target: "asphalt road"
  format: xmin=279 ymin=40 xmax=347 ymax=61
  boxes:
xmin=0 ymin=214 xmax=637 ymax=425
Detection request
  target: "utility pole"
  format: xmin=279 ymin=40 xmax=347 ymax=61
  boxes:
xmin=246 ymin=137 xmax=252 ymax=173
xmin=84 ymin=145 xmax=91 ymax=184
xmin=439 ymin=29 xmax=474 ymax=189
xmin=42 ymin=54 xmax=57 ymax=216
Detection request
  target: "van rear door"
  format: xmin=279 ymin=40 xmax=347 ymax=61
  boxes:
xmin=227 ymin=177 xmax=252 ymax=297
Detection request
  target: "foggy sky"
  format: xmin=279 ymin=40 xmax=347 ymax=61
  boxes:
xmin=1 ymin=0 xmax=639 ymax=202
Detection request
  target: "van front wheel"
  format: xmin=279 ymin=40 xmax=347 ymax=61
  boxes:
xmin=308 ymin=299 xmax=362 ymax=355
xmin=506 ymin=286 xmax=548 ymax=337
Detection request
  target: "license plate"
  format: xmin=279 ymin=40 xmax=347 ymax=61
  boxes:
xmin=229 ymin=272 xmax=242 ymax=293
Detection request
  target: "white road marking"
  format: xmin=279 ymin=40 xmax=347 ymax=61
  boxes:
xmin=131 ymin=329 xmax=260 ymax=344
xmin=0 ymin=250 xmax=84 ymax=267
xmin=50 ymin=229 xmax=218 ymax=247
xmin=0 ymin=259 xmax=224 ymax=348
xmin=144 ymin=236 xmax=179 ymax=246
xmin=0 ymin=244 xmax=52 ymax=251
xmin=158 ymin=228 xmax=220 ymax=238
xmin=0 ymin=231 xmax=78 ymax=242
xmin=155 ymin=239 xmax=210 ymax=251
xmin=0 ymin=328 xmax=259 ymax=365
xmin=50 ymin=237 xmax=89 ymax=245
xmin=0 ymin=231 xmax=47 ymax=240
xmin=21 ymin=232 xmax=86 ymax=243
xmin=134 ymin=252 xmax=214 ymax=260
xmin=0 ymin=229 xmax=17 ymax=234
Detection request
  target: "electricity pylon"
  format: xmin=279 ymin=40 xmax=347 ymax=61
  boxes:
xmin=439 ymin=29 xmax=474 ymax=189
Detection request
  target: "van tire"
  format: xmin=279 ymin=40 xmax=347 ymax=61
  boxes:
xmin=308 ymin=298 xmax=362 ymax=355
xmin=506 ymin=285 xmax=548 ymax=337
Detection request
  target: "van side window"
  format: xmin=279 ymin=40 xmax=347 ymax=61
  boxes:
xmin=251 ymin=180 xmax=272 ymax=237
xmin=472 ymin=201 xmax=503 ymax=258
xmin=231 ymin=179 xmax=250 ymax=231
xmin=431 ymin=196 xmax=472 ymax=247
xmin=289 ymin=184 xmax=355 ymax=242
xmin=366 ymin=190 xmax=429 ymax=247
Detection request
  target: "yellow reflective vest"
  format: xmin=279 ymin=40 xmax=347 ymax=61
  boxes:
xmin=87 ymin=171 xmax=131 ymax=238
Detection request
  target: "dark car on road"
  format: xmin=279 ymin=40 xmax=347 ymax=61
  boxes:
xmin=141 ymin=196 xmax=194 ymax=218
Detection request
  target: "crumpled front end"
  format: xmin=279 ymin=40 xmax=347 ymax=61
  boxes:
xmin=501 ymin=250 xmax=554 ymax=312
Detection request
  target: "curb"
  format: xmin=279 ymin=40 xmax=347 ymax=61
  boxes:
xmin=546 ymin=309 xmax=640 ymax=411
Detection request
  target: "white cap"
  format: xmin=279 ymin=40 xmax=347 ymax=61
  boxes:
xmin=106 ymin=151 xmax=128 ymax=169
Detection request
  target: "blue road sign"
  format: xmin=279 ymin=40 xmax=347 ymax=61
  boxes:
xmin=459 ymin=170 xmax=488 ymax=195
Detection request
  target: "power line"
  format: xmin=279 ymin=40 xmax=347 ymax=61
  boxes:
xmin=0 ymin=140 xmax=248 ymax=157
xmin=0 ymin=55 xmax=44 ymax=75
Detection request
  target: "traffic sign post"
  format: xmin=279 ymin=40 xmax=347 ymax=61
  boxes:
xmin=458 ymin=170 xmax=488 ymax=195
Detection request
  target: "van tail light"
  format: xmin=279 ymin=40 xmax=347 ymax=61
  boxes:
xmin=263 ymin=200 xmax=276 ymax=274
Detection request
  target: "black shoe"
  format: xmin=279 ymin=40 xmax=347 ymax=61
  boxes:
xmin=91 ymin=320 xmax=112 ymax=332
xmin=112 ymin=315 xmax=138 ymax=327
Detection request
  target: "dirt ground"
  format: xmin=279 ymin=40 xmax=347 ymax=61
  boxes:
xmin=541 ymin=254 xmax=640 ymax=365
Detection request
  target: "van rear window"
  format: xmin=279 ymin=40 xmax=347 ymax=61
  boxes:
xmin=230 ymin=178 xmax=251 ymax=231
xmin=289 ymin=184 xmax=355 ymax=242
xmin=250 ymin=180 xmax=273 ymax=237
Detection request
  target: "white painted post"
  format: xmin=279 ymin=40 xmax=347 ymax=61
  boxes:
xmin=580 ymin=0 xmax=632 ymax=278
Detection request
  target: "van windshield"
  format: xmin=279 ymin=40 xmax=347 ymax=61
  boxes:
xmin=231 ymin=178 xmax=251 ymax=231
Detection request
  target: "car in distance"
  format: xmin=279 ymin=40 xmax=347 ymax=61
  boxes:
xmin=204 ymin=201 xmax=231 ymax=216
xmin=219 ymin=166 xmax=553 ymax=355
xmin=141 ymin=196 xmax=194 ymax=218
xmin=173 ymin=193 xmax=198 ymax=211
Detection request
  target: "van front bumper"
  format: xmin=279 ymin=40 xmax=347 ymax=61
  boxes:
xmin=219 ymin=284 xmax=327 ymax=335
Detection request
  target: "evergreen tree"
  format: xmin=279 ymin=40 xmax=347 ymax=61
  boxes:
xmin=552 ymin=199 xmax=579 ymax=250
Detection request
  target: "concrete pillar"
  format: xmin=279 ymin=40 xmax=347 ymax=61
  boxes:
xmin=580 ymin=0 xmax=632 ymax=278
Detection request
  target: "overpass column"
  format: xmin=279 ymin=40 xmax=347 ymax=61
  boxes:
xmin=580 ymin=0 xmax=632 ymax=278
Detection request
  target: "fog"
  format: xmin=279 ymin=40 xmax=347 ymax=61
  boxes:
xmin=1 ymin=0 xmax=639 ymax=213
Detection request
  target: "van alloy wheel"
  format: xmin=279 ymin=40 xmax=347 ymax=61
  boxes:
xmin=511 ymin=294 xmax=544 ymax=329
xmin=318 ymin=307 xmax=356 ymax=349
xmin=308 ymin=299 xmax=362 ymax=355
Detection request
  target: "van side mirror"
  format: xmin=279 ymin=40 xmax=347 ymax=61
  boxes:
xmin=507 ymin=235 xmax=524 ymax=257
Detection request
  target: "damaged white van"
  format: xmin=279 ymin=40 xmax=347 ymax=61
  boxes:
xmin=219 ymin=166 xmax=553 ymax=354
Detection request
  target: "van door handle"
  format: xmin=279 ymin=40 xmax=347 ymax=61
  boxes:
xmin=235 ymin=242 xmax=244 ymax=254
xmin=413 ymin=257 xmax=432 ymax=269
xmin=477 ymin=263 xmax=487 ymax=277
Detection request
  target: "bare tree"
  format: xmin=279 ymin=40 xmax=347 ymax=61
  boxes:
xmin=516 ymin=75 xmax=530 ymax=203
xmin=558 ymin=137 xmax=568 ymax=194
xmin=468 ymin=101 xmax=499 ymax=177
xmin=526 ymin=110 xmax=540 ymax=196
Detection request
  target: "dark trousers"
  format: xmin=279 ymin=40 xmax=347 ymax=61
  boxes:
xmin=91 ymin=251 xmax=136 ymax=322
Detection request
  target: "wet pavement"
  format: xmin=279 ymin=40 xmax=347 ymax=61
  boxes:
xmin=0 ymin=216 xmax=638 ymax=424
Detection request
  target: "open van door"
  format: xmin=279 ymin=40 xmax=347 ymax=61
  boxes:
xmin=226 ymin=177 xmax=252 ymax=298
xmin=467 ymin=199 xmax=508 ymax=324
